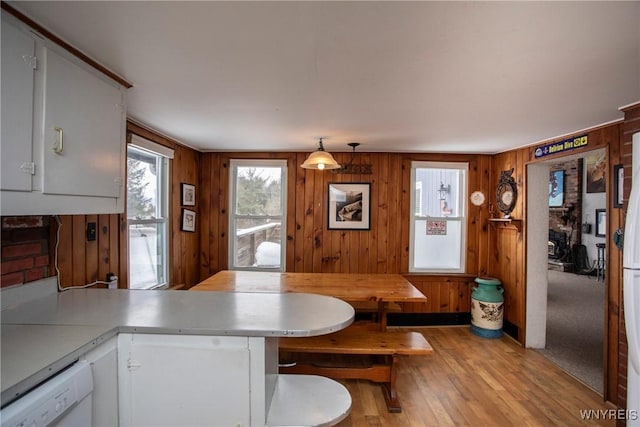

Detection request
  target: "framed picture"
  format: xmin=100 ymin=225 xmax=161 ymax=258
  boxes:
xmin=548 ymin=170 xmax=564 ymax=207
xmin=595 ymin=209 xmax=606 ymax=237
xmin=181 ymin=183 xmax=196 ymax=206
xmin=327 ymin=182 xmax=371 ymax=230
xmin=181 ymin=208 xmax=196 ymax=232
xmin=586 ymin=152 xmax=606 ymax=193
xmin=614 ymin=164 xmax=624 ymax=208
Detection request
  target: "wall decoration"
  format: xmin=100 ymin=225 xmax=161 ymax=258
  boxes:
xmin=181 ymin=183 xmax=196 ymax=206
xmin=470 ymin=191 xmax=486 ymax=206
xmin=181 ymin=208 xmax=196 ymax=232
xmin=548 ymin=170 xmax=564 ymax=207
xmin=328 ymin=182 xmax=371 ymax=230
xmin=614 ymin=164 xmax=624 ymax=208
xmin=595 ymin=209 xmax=606 ymax=237
xmin=495 ymin=168 xmax=517 ymax=217
xmin=586 ymin=152 xmax=606 ymax=193
xmin=426 ymin=220 xmax=447 ymax=235
xmin=533 ymin=134 xmax=588 ymax=159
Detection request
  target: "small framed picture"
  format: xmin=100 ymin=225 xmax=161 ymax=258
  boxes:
xmin=613 ymin=164 xmax=624 ymax=208
xmin=595 ymin=209 xmax=606 ymax=237
xmin=327 ymin=182 xmax=371 ymax=230
xmin=181 ymin=183 xmax=196 ymax=206
xmin=548 ymin=170 xmax=564 ymax=207
xmin=181 ymin=208 xmax=196 ymax=232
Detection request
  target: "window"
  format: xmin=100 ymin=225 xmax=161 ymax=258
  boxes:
xmin=410 ymin=161 xmax=468 ymax=273
xmin=127 ymin=135 xmax=173 ymax=289
xmin=229 ymin=160 xmax=286 ymax=271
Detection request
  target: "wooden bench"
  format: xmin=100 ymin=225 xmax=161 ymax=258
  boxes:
xmin=279 ymin=326 xmax=433 ymax=413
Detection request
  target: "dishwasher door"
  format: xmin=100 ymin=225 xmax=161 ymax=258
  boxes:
xmin=1 ymin=361 xmax=93 ymax=427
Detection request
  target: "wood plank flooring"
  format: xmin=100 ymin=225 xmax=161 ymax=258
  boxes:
xmin=334 ymin=327 xmax=615 ymax=426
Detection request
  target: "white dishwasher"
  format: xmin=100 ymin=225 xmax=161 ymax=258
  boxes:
xmin=1 ymin=361 xmax=93 ymax=427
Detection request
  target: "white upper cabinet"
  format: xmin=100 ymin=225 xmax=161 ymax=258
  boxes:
xmin=1 ymin=14 xmax=35 ymax=193
xmin=40 ymin=46 xmax=125 ymax=199
xmin=1 ymin=11 xmax=127 ymax=215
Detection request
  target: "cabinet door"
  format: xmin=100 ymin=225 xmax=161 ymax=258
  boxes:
xmin=1 ymin=14 xmax=35 ymax=192
xmin=81 ymin=336 xmax=119 ymax=427
xmin=118 ymin=334 xmax=252 ymax=427
xmin=41 ymin=45 xmax=124 ymax=198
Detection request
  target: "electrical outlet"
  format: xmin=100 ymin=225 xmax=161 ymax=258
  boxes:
xmin=106 ymin=273 xmax=118 ymax=289
xmin=86 ymin=222 xmax=97 ymax=241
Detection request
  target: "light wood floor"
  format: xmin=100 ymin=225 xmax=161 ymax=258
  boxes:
xmin=334 ymin=326 xmax=615 ymax=426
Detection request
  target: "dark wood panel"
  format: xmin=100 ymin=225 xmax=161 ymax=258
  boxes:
xmin=201 ymin=152 xmax=489 ymax=280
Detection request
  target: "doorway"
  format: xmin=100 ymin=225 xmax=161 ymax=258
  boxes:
xmin=526 ymin=150 xmax=607 ymax=394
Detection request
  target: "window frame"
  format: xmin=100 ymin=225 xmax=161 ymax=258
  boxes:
xmin=126 ymin=137 xmax=172 ymax=289
xmin=409 ymin=161 xmax=468 ymax=273
xmin=229 ymin=159 xmax=287 ymax=272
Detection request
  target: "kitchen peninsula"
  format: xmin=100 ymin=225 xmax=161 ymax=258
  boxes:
xmin=1 ymin=287 xmax=354 ymax=426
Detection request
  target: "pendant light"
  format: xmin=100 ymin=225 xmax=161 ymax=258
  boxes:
xmin=300 ymin=138 xmax=341 ymax=170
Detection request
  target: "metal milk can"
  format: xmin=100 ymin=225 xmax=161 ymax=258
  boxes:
xmin=470 ymin=277 xmax=504 ymax=338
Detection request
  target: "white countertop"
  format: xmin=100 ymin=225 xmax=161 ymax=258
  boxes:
xmin=1 ymin=288 xmax=354 ymax=406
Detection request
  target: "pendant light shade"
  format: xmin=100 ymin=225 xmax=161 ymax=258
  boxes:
xmin=301 ymin=138 xmax=341 ymax=170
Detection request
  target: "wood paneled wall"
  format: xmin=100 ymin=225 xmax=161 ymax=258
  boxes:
xmin=198 ymin=151 xmax=491 ymax=313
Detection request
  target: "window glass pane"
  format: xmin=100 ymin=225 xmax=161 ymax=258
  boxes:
xmin=129 ymin=222 xmax=166 ymax=289
xmin=127 ymin=147 xmax=161 ymax=220
xmin=235 ymin=167 xmax=282 ymax=216
xmin=414 ymin=168 xmax=462 ymax=218
xmin=230 ymin=161 xmax=286 ymax=271
xmin=413 ymin=219 xmax=462 ymax=270
xmin=127 ymin=142 xmax=169 ymax=290
xmin=411 ymin=162 xmax=467 ymax=273
xmin=233 ymin=218 xmax=282 ymax=268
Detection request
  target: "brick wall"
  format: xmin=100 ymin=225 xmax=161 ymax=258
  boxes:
xmin=1 ymin=216 xmax=52 ymax=288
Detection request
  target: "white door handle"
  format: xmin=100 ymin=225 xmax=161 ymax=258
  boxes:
xmin=53 ymin=126 xmax=64 ymax=153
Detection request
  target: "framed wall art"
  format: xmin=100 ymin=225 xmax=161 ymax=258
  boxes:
xmin=327 ymin=182 xmax=371 ymax=230
xmin=181 ymin=208 xmax=196 ymax=232
xmin=613 ymin=164 xmax=624 ymax=208
xmin=586 ymin=152 xmax=606 ymax=193
xmin=595 ymin=209 xmax=606 ymax=237
xmin=181 ymin=183 xmax=196 ymax=206
xmin=548 ymin=169 xmax=564 ymax=207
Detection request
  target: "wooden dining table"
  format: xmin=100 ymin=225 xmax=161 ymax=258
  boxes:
xmin=191 ymin=271 xmax=427 ymax=331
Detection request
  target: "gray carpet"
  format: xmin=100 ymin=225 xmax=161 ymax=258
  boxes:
xmin=537 ymin=269 xmax=604 ymax=394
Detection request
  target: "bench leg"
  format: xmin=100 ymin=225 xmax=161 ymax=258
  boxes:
xmin=381 ymin=355 xmax=401 ymax=413
xmin=378 ymin=301 xmax=388 ymax=331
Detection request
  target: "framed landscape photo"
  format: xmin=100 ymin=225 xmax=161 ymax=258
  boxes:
xmin=181 ymin=183 xmax=196 ymax=206
xmin=181 ymin=208 xmax=196 ymax=232
xmin=327 ymin=182 xmax=371 ymax=230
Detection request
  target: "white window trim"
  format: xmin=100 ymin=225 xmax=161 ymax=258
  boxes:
xmin=127 ymin=139 xmax=171 ymax=289
xmin=229 ymin=159 xmax=287 ymax=272
xmin=409 ymin=161 xmax=468 ymax=273
xmin=130 ymin=134 xmax=174 ymax=159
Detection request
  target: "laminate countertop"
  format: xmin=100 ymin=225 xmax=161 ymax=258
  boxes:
xmin=1 ymin=288 xmax=354 ymax=406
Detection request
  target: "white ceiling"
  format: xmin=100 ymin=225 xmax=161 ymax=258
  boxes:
xmin=8 ymin=1 xmax=640 ymax=154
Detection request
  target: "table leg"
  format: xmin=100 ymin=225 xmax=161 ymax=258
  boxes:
xmin=378 ymin=301 xmax=388 ymax=332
